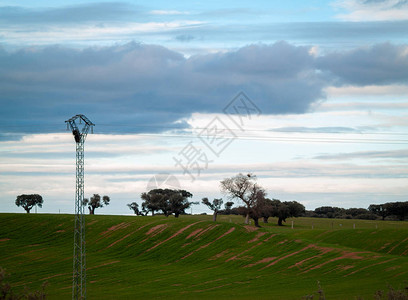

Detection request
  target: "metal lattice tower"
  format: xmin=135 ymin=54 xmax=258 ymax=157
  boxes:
xmin=65 ymin=114 xmax=94 ymax=300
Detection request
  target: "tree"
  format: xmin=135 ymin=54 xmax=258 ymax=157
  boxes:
xmin=141 ymin=189 xmax=194 ymax=217
xmin=83 ymin=194 xmax=110 ymax=215
xmin=202 ymin=198 xmax=223 ymax=221
xmin=314 ymin=206 xmax=345 ymax=219
xmin=224 ymin=201 xmax=234 ymax=214
xmin=169 ymin=190 xmax=194 ymax=218
xmin=220 ymin=173 xmax=265 ymax=224
xmin=368 ymin=202 xmax=408 ymax=221
xmin=258 ymin=198 xmax=277 ymax=223
xmin=345 ymin=207 xmax=369 ymax=217
xmin=368 ymin=204 xmax=388 ymax=220
xmin=385 ymin=201 xmax=408 ymax=221
xmin=127 ymin=202 xmax=145 ymax=216
xmin=140 ymin=191 xmax=162 ymax=216
xmin=237 ymin=197 xmax=277 ymax=227
xmin=15 ymin=194 xmax=43 ymax=213
xmin=274 ymin=201 xmax=305 ymax=226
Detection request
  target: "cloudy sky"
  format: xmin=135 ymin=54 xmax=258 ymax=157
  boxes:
xmin=0 ymin=0 xmax=407 ymax=215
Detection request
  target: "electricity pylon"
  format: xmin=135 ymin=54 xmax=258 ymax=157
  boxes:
xmin=66 ymin=114 xmax=94 ymax=300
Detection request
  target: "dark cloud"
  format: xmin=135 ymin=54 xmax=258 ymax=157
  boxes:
xmin=0 ymin=2 xmax=139 ymax=24
xmin=1 ymin=41 xmax=407 ymax=139
xmin=0 ymin=41 xmax=327 ymax=138
xmin=316 ymin=43 xmax=408 ymax=85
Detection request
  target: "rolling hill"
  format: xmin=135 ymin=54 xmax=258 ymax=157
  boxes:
xmin=1 ymin=213 xmax=407 ymax=299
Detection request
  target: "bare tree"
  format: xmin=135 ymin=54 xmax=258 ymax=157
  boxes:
xmin=202 ymin=198 xmax=223 ymax=221
xmin=220 ymin=173 xmax=265 ymax=224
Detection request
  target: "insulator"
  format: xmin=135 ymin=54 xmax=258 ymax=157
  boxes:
xmin=73 ymin=129 xmax=81 ymax=143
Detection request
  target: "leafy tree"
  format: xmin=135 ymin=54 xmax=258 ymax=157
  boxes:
xmin=355 ymin=213 xmax=378 ymax=220
xmin=141 ymin=189 xmax=193 ymax=217
xmin=127 ymin=202 xmax=146 ymax=216
xmin=140 ymin=191 xmax=162 ymax=216
xmin=385 ymin=201 xmax=408 ymax=221
xmin=257 ymin=198 xmax=278 ymax=223
xmin=170 ymin=190 xmax=194 ymax=218
xmin=272 ymin=201 xmax=289 ymax=226
xmin=246 ymin=201 xmax=263 ymax=227
xmin=83 ymin=194 xmax=110 ymax=215
xmin=269 ymin=200 xmax=305 ymax=226
xmin=15 ymin=194 xmax=43 ymax=213
xmin=368 ymin=204 xmax=388 ymax=220
xmin=224 ymin=201 xmax=234 ymax=213
xmin=235 ymin=193 xmax=271 ymax=227
xmin=127 ymin=202 xmax=139 ymax=214
xmin=279 ymin=201 xmax=305 ymax=226
xmin=202 ymin=198 xmax=223 ymax=221
xmin=220 ymin=173 xmax=265 ymax=224
xmin=368 ymin=202 xmax=408 ymax=221
xmin=314 ymin=206 xmax=345 ymax=218
xmin=345 ymin=207 xmax=368 ymax=217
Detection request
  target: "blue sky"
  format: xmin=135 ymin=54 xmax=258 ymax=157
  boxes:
xmin=0 ymin=0 xmax=407 ymax=215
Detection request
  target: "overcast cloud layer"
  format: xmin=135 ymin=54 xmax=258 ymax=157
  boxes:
xmin=0 ymin=1 xmax=407 ymax=214
xmin=1 ymin=2 xmax=408 ymax=52
xmin=1 ymin=41 xmax=407 ymax=138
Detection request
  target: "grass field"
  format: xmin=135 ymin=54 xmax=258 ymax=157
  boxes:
xmin=1 ymin=213 xmax=407 ymax=299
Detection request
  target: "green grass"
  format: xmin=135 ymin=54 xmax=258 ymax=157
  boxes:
xmin=1 ymin=213 xmax=407 ymax=299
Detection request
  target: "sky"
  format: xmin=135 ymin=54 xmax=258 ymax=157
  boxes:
xmin=0 ymin=0 xmax=407 ymax=215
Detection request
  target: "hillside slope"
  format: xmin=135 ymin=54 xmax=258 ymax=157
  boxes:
xmin=0 ymin=214 xmax=407 ymax=299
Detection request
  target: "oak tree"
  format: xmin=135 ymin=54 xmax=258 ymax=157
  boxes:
xmin=127 ymin=202 xmax=145 ymax=216
xmin=202 ymin=198 xmax=223 ymax=221
xmin=141 ymin=189 xmax=193 ymax=217
xmin=83 ymin=194 xmax=110 ymax=215
xmin=15 ymin=194 xmax=43 ymax=213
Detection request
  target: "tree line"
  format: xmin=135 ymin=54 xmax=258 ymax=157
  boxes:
xmin=127 ymin=173 xmax=305 ymax=227
xmin=13 ymin=173 xmax=408 ymax=224
xmin=305 ymin=202 xmax=408 ymax=221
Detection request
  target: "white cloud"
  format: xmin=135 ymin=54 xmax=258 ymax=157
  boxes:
xmin=261 ymin=176 xmax=408 ymax=195
xmin=149 ymin=10 xmax=190 ymax=15
xmin=325 ymin=84 xmax=408 ymax=98
xmin=2 ymin=127 xmax=407 ymax=214
xmin=0 ymin=21 xmax=205 ymax=44
xmin=334 ymin=0 xmax=408 ymax=21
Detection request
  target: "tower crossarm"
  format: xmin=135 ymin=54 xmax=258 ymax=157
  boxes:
xmin=65 ymin=114 xmax=95 ymax=143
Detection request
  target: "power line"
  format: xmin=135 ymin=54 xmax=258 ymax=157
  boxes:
xmin=97 ymin=123 xmax=408 ymax=136
xmin=90 ymin=133 xmax=408 ymax=144
xmin=2 ymin=122 xmax=408 ymax=136
xmin=1 ymin=123 xmax=407 ymax=145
